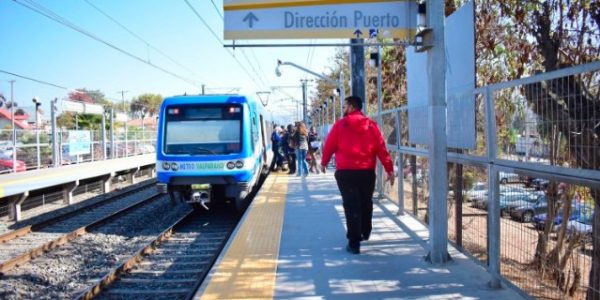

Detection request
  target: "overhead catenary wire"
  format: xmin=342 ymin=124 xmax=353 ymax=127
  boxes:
xmin=82 ymin=0 xmax=214 ymax=86
xmin=205 ymin=1 xmax=269 ymax=89
xmin=186 ymin=0 xmax=268 ymax=90
xmin=12 ymin=0 xmax=203 ymax=90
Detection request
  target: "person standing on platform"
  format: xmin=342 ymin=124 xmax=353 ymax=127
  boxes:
xmin=271 ymin=125 xmax=283 ymax=171
xmin=284 ymin=124 xmax=297 ymax=175
xmin=308 ymin=126 xmax=320 ymax=174
xmin=320 ymin=96 xmax=395 ymax=254
xmin=293 ymin=122 xmax=310 ymax=177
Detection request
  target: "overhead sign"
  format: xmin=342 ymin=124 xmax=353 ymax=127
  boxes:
xmin=407 ymin=1 xmax=475 ymax=149
xmin=62 ymin=100 xmax=105 ymax=115
xmin=224 ymin=0 xmax=417 ymax=40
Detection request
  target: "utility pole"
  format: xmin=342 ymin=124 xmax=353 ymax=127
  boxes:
xmin=117 ymin=90 xmax=128 ymax=113
xmin=9 ymin=80 xmax=16 ymax=173
xmin=300 ymin=79 xmax=308 ymax=123
xmin=202 ymin=84 xmax=205 ymax=95
xmin=350 ymin=39 xmax=366 ymax=114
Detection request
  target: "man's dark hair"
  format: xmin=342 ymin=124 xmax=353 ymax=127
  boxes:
xmin=345 ymin=96 xmax=363 ymax=110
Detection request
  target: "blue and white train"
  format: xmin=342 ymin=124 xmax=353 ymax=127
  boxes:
xmin=156 ymin=95 xmax=275 ymax=210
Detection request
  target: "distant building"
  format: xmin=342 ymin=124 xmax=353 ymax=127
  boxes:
xmin=0 ymin=108 xmax=30 ymax=130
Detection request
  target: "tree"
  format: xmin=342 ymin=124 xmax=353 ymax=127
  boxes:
xmin=130 ymin=93 xmax=162 ymax=118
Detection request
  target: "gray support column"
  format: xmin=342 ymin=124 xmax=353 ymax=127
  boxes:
xmin=350 ymin=38 xmax=366 ymax=112
xmin=484 ymin=87 xmax=502 ymax=288
xmin=102 ymin=173 xmax=115 ymax=194
xmin=395 ymin=111 xmax=404 ymax=216
xmin=127 ymin=167 xmax=140 ymax=185
xmin=109 ymin=108 xmax=115 ymax=159
xmin=101 ymin=113 xmax=107 ymax=160
xmin=10 ymin=192 xmax=29 ymax=221
xmin=63 ymin=180 xmax=80 ymax=205
xmin=301 ymin=80 xmax=308 ymax=124
xmin=375 ymin=45 xmax=384 ymax=200
xmin=425 ymin=0 xmax=450 ymax=264
xmin=51 ymin=98 xmax=59 ymax=168
xmin=150 ymin=167 xmax=156 ymax=178
xmin=339 ymin=72 xmax=345 ymax=115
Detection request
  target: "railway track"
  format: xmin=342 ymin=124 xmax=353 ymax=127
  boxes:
xmin=0 ymin=182 xmax=159 ymax=274
xmin=0 ymin=193 xmax=191 ymax=299
xmin=80 ymin=207 xmax=239 ymax=300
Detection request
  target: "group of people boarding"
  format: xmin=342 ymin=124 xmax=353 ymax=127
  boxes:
xmin=271 ymin=121 xmax=321 ymax=176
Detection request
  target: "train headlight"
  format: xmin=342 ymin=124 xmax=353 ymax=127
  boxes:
xmin=235 ymin=160 xmax=244 ymax=169
xmin=226 ymin=161 xmax=236 ymax=169
xmin=162 ymin=162 xmax=171 ymax=170
xmin=170 ymin=162 xmax=179 ymax=171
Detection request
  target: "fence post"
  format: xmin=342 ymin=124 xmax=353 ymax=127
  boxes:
xmin=484 ymin=87 xmax=502 ymax=289
xmin=395 ymin=110 xmax=404 ymax=215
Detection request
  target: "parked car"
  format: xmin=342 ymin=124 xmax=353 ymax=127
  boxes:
xmin=464 ymin=182 xmax=487 ymax=202
xmin=533 ymin=206 xmax=581 ymax=230
xmin=499 ymin=193 xmax=534 ymax=216
xmin=472 ymin=186 xmax=527 ymax=209
xmin=509 ymin=195 xmax=548 ymax=222
xmin=567 ymin=213 xmax=593 ymax=241
xmin=531 ymin=178 xmax=550 ymax=190
xmin=499 ymin=172 xmax=520 ymax=184
xmin=0 ymin=152 xmax=27 ymax=173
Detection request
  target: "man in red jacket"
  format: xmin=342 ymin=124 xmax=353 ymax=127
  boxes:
xmin=320 ymin=96 xmax=394 ymax=254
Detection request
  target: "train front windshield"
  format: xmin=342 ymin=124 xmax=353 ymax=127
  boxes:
xmin=163 ymin=104 xmax=243 ymax=155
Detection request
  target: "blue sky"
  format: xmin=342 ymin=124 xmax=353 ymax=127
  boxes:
xmin=0 ymin=0 xmax=342 ymax=122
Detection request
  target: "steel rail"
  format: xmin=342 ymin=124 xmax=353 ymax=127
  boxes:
xmin=0 ymin=192 xmax=162 ymax=275
xmin=77 ymin=210 xmax=238 ymax=300
xmin=0 ymin=181 xmax=156 ymax=244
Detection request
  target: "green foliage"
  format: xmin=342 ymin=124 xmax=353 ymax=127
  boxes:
xmin=130 ymin=93 xmax=163 ymax=117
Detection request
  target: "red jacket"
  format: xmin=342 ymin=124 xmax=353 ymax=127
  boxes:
xmin=320 ymin=111 xmax=394 ymax=172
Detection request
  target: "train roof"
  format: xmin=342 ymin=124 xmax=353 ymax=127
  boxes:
xmin=162 ymin=94 xmax=258 ymax=106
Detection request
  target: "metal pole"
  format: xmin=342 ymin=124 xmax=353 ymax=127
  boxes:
xmin=376 ymin=45 xmax=384 ymax=199
xmin=350 ymin=38 xmax=366 ymax=113
xmin=484 ymin=86 xmax=502 ymax=288
xmin=9 ymin=80 xmax=16 ymax=173
xmin=51 ymin=98 xmax=59 ymax=168
xmin=34 ymin=101 xmax=40 ymax=169
xmin=339 ymin=72 xmax=345 ymax=116
xmin=425 ymin=0 xmax=450 ymax=264
xmin=101 ymin=113 xmax=107 ymax=160
xmin=301 ymin=80 xmax=308 ymax=123
xmin=109 ymin=108 xmax=115 ymax=159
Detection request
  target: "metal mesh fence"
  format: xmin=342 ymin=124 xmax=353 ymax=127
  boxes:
xmin=377 ymin=62 xmax=600 ymax=299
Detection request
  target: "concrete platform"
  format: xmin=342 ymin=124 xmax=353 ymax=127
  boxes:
xmin=197 ymin=171 xmax=528 ymax=299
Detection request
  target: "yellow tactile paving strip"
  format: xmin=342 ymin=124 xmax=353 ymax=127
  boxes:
xmin=199 ymin=174 xmax=289 ymax=300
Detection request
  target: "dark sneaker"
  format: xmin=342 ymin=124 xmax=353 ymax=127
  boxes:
xmin=345 ymin=244 xmax=360 ymax=254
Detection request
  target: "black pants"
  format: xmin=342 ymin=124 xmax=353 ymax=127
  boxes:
xmin=287 ymin=152 xmax=296 ymax=173
xmin=334 ymin=170 xmax=376 ymax=248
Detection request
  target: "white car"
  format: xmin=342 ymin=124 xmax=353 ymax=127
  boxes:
xmin=464 ymin=182 xmax=487 ymax=202
xmin=567 ymin=213 xmax=593 ymax=241
xmin=499 ymin=172 xmax=520 ymax=184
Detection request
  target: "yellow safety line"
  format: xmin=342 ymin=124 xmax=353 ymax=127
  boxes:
xmin=200 ymin=174 xmax=288 ymax=300
xmin=225 ymin=0 xmax=408 ymax=11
